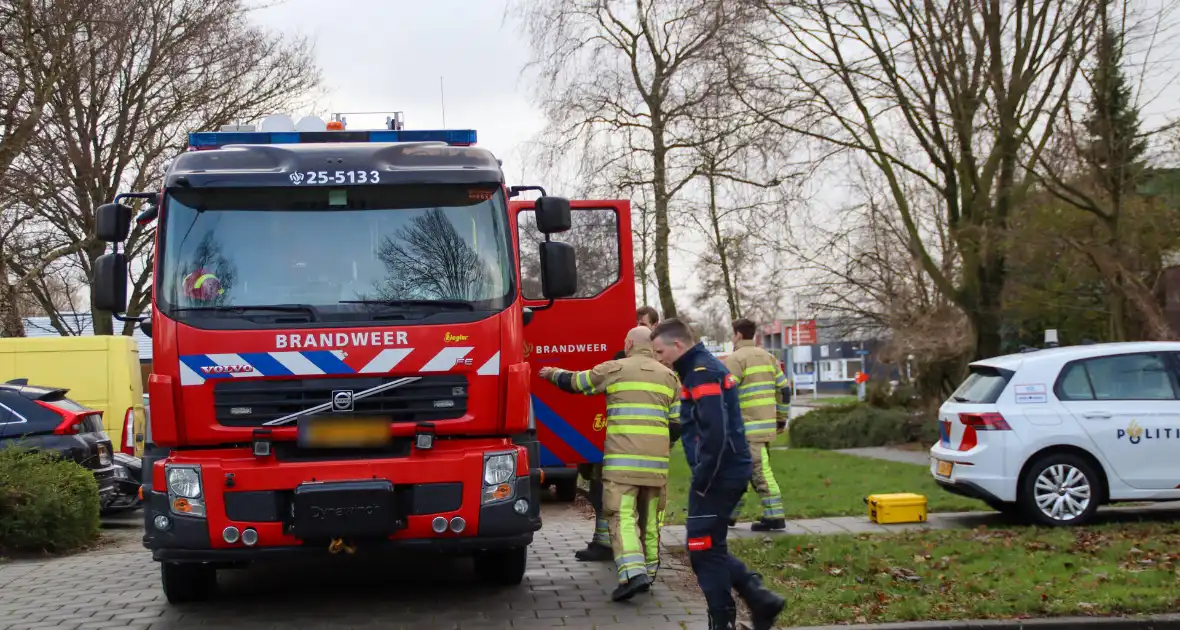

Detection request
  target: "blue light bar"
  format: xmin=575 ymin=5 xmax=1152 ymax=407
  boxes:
xmin=187 ymin=129 xmax=478 ymax=150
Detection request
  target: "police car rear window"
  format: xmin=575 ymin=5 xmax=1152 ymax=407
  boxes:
xmin=950 ymin=366 xmax=1014 ymax=404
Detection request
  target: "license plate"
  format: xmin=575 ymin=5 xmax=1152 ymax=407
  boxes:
xmin=298 ymin=416 xmax=390 ymax=448
xmin=936 ymin=460 xmax=953 ymax=477
xmin=292 ymin=480 xmax=397 ymax=539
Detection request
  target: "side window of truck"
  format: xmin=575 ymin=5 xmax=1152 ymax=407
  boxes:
xmin=518 ymin=208 xmax=619 ymax=299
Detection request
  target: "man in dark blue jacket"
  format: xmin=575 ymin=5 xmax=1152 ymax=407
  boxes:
xmin=650 ymin=318 xmax=785 ymax=630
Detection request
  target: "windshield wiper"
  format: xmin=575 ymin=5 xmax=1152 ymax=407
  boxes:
xmin=171 ymin=304 xmax=320 ymax=321
xmin=952 ymin=395 xmax=970 ymax=403
xmin=339 ymin=299 xmax=476 ymax=311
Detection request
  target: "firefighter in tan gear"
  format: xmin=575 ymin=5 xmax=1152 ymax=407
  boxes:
xmin=539 ymin=326 xmax=679 ymax=601
xmin=723 ymin=318 xmax=792 ymax=531
xmin=576 ymin=306 xmax=662 ymax=563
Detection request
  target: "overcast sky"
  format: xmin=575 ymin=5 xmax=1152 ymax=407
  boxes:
xmin=253 ymin=0 xmax=543 ymax=184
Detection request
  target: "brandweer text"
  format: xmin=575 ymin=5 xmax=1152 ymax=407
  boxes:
xmin=533 ymin=343 xmax=609 ymax=354
xmin=275 ymin=331 xmax=409 ymax=349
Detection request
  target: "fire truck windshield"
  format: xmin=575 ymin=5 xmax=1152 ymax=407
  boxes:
xmin=156 ymin=184 xmax=514 ymax=325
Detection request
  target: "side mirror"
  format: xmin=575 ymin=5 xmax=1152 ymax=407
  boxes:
xmin=92 ymin=252 xmax=128 ymax=312
xmin=539 ymin=241 xmax=577 ymax=299
xmin=96 ymin=203 xmax=133 ymax=242
xmin=140 ymin=320 xmax=153 ymax=338
xmin=534 ymin=196 xmax=571 ymax=234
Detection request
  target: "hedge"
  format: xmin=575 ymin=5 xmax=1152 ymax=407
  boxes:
xmin=0 ymin=447 xmax=100 ymax=555
xmin=789 ymin=403 xmax=940 ymax=450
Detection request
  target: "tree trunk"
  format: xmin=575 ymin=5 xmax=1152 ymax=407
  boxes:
xmin=651 ymin=122 xmax=677 ymax=318
xmin=706 ymin=170 xmax=738 ymax=319
xmin=0 ymin=254 xmax=26 ymax=337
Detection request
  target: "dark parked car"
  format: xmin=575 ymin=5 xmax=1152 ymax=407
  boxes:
xmin=0 ymin=380 xmax=118 ymax=506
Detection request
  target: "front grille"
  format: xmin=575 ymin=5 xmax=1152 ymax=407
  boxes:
xmin=212 ymin=375 xmax=468 ymax=426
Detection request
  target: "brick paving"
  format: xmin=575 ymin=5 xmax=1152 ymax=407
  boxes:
xmin=0 ymin=504 xmax=709 ymax=630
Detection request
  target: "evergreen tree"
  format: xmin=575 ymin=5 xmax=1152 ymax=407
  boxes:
xmin=1082 ymin=2 xmax=1149 ymax=200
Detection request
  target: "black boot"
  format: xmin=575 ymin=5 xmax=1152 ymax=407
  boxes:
xmin=610 ymin=573 xmax=652 ymax=601
xmin=707 ymin=607 xmax=737 ymax=629
xmin=750 ymin=518 xmax=786 ymax=532
xmin=728 ymin=516 xmax=737 ymax=527
xmin=736 ymin=573 xmax=785 ymax=630
xmin=574 ymin=542 xmax=613 ymax=561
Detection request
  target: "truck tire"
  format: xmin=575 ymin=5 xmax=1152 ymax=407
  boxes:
xmin=474 ymin=547 xmax=527 ymax=586
xmin=161 ymin=562 xmax=216 ymax=604
xmin=552 ymin=478 xmax=577 ymax=502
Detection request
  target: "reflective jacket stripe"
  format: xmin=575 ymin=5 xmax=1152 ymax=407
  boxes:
xmin=607 ymin=381 xmax=677 ymax=397
xmin=607 ymin=425 xmax=668 ymax=437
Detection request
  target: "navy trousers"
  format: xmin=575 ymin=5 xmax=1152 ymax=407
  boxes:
xmin=685 ymin=483 xmax=754 ymax=614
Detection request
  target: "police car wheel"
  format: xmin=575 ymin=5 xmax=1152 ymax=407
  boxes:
xmin=474 ymin=547 xmax=527 ymax=586
xmin=161 ymin=562 xmax=216 ymax=604
xmin=1017 ymin=453 xmax=1101 ymax=527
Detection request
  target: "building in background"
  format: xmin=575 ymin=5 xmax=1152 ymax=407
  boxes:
xmin=22 ymin=313 xmax=152 ymax=385
xmin=759 ymin=317 xmax=897 ymax=394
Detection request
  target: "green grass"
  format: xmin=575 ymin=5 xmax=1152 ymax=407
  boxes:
xmin=729 ymin=524 xmax=1180 ymax=625
xmin=662 ymin=445 xmax=983 ymax=525
xmin=772 ymin=430 xmax=790 ymax=448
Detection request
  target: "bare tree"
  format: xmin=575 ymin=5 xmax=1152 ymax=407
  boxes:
xmin=0 ymin=0 xmax=91 ymax=336
xmin=513 ymin=0 xmax=756 ymax=318
xmin=519 ymin=208 xmax=620 ymax=299
xmin=376 ymin=210 xmax=493 ymax=301
xmin=737 ymin=0 xmax=1100 ymax=359
xmin=787 ymin=157 xmax=974 ymax=395
xmin=8 ymin=0 xmax=319 ymax=336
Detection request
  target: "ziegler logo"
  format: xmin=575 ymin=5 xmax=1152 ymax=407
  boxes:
xmin=201 ymin=364 xmax=254 ymax=375
xmin=593 ymin=413 xmax=607 ymax=432
xmin=523 ymin=341 xmax=534 ymax=359
xmin=444 ymin=332 xmax=470 ymax=343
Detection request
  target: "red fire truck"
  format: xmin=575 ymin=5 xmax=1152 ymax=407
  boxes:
xmin=91 ymin=113 xmax=634 ymax=603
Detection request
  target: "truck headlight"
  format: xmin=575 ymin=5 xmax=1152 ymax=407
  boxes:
xmin=482 ymin=452 xmax=516 ymax=505
xmin=166 ymin=464 xmax=205 ymax=517
xmin=483 ymin=453 xmax=515 ymax=486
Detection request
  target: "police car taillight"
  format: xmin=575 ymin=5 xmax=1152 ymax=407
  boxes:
xmin=959 ymin=412 xmax=1011 ymax=431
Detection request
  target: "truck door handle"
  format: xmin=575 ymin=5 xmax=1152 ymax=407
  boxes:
xmin=1081 ymin=411 xmax=1112 ymax=419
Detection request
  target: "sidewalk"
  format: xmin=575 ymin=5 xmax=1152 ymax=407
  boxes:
xmin=835 ymin=446 xmax=930 ymax=466
xmin=661 ymin=510 xmax=995 ymax=548
xmin=660 ymin=501 xmax=1180 ymax=549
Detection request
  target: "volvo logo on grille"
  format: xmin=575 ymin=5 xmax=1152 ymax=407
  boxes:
xmin=331 ymin=390 xmax=354 ymax=412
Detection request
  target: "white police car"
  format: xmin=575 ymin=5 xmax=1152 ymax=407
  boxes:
xmin=930 ymin=342 xmax=1180 ymax=526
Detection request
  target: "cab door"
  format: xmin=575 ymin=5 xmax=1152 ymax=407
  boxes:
xmin=512 ymin=199 xmax=635 ymax=470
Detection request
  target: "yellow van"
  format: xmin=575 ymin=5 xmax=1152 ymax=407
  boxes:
xmin=0 ymin=335 xmax=146 ymax=456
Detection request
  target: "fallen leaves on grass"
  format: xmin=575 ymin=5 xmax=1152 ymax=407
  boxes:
xmin=732 ymin=521 xmax=1180 ymax=627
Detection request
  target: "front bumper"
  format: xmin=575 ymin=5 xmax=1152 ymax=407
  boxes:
xmin=145 ymin=474 xmax=540 ymax=564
